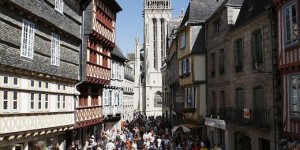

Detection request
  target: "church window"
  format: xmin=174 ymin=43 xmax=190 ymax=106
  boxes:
xmin=161 ymin=19 xmax=165 ymax=60
xmin=153 ymin=18 xmax=157 ymax=69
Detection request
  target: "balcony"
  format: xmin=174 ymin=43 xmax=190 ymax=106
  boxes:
xmin=217 ymin=107 xmax=271 ymax=129
xmin=75 ymin=106 xmax=102 ymax=128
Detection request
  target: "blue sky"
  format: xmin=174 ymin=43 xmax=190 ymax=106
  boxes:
xmin=115 ymin=0 xmax=189 ymax=56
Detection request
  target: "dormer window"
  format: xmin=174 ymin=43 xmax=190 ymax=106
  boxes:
xmin=55 ymin=0 xmax=64 ymax=14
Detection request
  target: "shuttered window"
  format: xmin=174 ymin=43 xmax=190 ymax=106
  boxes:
xmin=254 ymin=87 xmax=265 ymax=110
xmin=234 ymin=39 xmax=243 ymax=73
xmin=235 ymin=88 xmax=244 ymax=109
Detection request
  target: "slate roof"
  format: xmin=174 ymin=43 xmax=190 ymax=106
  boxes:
xmin=126 ymin=51 xmax=144 ymax=62
xmin=226 ymin=0 xmax=245 ymax=6
xmin=234 ymin=0 xmax=272 ymax=29
xmin=191 ymin=28 xmax=206 ymax=54
xmin=112 ymin=46 xmax=127 ymax=61
xmin=179 ymin=0 xmax=223 ymax=28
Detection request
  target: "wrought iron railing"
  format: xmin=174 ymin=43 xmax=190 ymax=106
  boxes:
xmin=208 ymin=107 xmax=271 ymax=129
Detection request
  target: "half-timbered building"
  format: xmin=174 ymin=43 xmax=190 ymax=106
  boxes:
xmin=0 ymin=0 xmax=82 ymax=149
xmin=75 ymin=0 xmax=121 ymax=147
xmin=273 ymin=0 xmax=300 ymax=149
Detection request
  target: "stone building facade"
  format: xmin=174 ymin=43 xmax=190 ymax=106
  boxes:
xmin=0 ymin=0 xmax=82 ymax=149
xmin=205 ymin=0 xmax=243 ymax=149
xmin=218 ymin=0 xmax=279 ymax=149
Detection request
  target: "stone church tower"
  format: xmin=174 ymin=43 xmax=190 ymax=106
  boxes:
xmin=141 ymin=0 xmax=172 ymax=117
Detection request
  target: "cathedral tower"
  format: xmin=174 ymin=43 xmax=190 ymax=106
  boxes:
xmin=142 ymin=0 xmax=172 ymax=116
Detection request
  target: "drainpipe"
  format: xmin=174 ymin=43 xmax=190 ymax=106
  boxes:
xmin=267 ymin=5 xmax=278 ymax=150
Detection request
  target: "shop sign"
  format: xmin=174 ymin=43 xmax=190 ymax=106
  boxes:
xmin=205 ymin=117 xmax=226 ymax=130
xmin=176 ymin=94 xmax=184 ymax=103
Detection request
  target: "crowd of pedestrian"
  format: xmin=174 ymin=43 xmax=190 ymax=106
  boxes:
xmin=67 ymin=115 xmax=223 ymax=150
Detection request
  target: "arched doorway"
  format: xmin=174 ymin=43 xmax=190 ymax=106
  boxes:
xmin=235 ymin=132 xmax=251 ymax=150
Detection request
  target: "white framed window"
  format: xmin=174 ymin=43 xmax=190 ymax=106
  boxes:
xmin=3 ymin=76 xmax=8 ymax=85
xmin=57 ymin=95 xmax=60 ymax=109
xmin=2 ymin=91 xmax=8 ymax=111
xmin=103 ymin=90 xmax=109 ymax=106
xmin=12 ymin=91 xmax=18 ymax=111
xmin=55 ymin=0 xmax=64 ymax=14
xmin=20 ymin=19 xmax=35 ymax=59
xmin=51 ymin=33 xmax=61 ymax=66
xmin=45 ymin=94 xmax=48 ymax=109
xmin=31 ymin=80 xmax=34 ymax=87
xmin=283 ymin=1 xmax=299 ymax=46
xmin=38 ymin=93 xmax=42 ymax=109
xmin=13 ymin=77 xmax=18 ymax=85
xmin=38 ymin=81 xmax=42 ymax=88
xmin=30 ymin=93 xmax=35 ymax=110
xmin=290 ymin=75 xmax=300 ymax=117
xmin=63 ymin=95 xmax=66 ymax=109
xmin=45 ymin=82 xmax=49 ymax=88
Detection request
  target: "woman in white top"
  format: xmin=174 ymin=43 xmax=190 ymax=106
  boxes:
xmin=131 ymin=140 xmax=138 ymax=150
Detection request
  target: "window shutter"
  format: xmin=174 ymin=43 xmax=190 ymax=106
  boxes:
xmin=189 ymin=57 xmax=192 ymax=73
xmin=234 ymin=41 xmax=238 ymax=69
xmin=179 ymin=60 xmax=182 ymax=76
xmin=251 ymin=34 xmax=256 ymax=66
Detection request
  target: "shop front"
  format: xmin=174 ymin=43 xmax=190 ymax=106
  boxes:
xmin=205 ymin=117 xmax=226 ymax=149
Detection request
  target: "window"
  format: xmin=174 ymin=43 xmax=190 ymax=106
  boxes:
xmin=3 ymin=76 xmax=8 ymax=84
xmin=235 ymin=88 xmax=244 ymax=109
xmin=38 ymin=81 xmax=42 ymax=88
xmin=290 ymin=75 xmax=300 ymax=117
xmin=58 ymin=84 xmax=60 ymax=90
xmin=153 ymin=18 xmax=157 ymax=70
xmin=57 ymin=95 xmax=60 ymax=109
xmin=51 ymin=33 xmax=60 ymax=66
xmin=45 ymin=94 xmax=48 ymax=109
xmin=284 ymin=1 xmax=298 ymax=46
xmin=31 ymin=80 xmax=34 ymax=87
xmin=154 ymin=93 xmax=162 ymax=107
xmin=214 ymin=19 xmax=221 ymax=34
xmin=210 ymin=92 xmax=216 ymax=114
xmin=45 ymin=82 xmax=48 ymax=88
xmin=211 ymin=53 xmax=215 ymax=76
xmin=63 ymin=85 xmax=65 ymax=90
xmin=55 ymin=0 xmax=64 ymax=14
xmin=13 ymin=91 xmax=18 ymax=110
xmin=219 ymin=49 xmax=225 ymax=74
xmin=252 ymin=30 xmax=263 ymax=68
xmin=20 ymin=19 xmax=35 ymax=59
xmin=63 ymin=96 xmax=66 ymax=109
xmin=3 ymin=91 xmax=8 ymax=110
xmin=254 ymin=86 xmax=265 ymax=109
xmin=234 ymin=39 xmax=243 ymax=73
xmin=161 ymin=19 xmax=165 ymax=59
xmin=38 ymin=93 xmax=42 ymax=109
xmin=30 ymin=93 xmax=34 ymax=109
xmin=104 ymin=90 xmax=109 ymax=106
xmin=180 ymin=32 xmax=186 ymax=49
xmin=108 ymin=90 xmax=112 ymax=106
xmin=13 ymin=78 xmax=18 ymax=85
